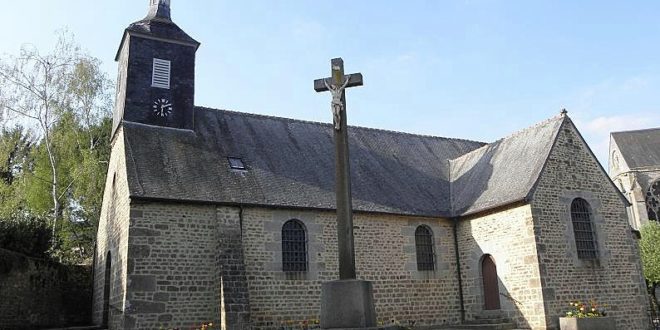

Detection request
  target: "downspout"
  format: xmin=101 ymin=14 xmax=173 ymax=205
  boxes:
xmin=453 ymin=217 xmax=466 ymax=323
xmin=448 ymin=156 xmax=465 ymax=323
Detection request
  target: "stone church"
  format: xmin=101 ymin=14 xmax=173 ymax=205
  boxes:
xmin=93 ymin=1 xmax=649 ymax=329
xmin=609 ymin=127 xmax=660 ymax=229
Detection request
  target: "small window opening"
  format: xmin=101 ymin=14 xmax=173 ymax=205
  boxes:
xmin=571 ymin=198 xmax=598 ymax=259
xmin=152 ymin=58 xmax=171 ymax=89
xmin=415 ymin=225 xmax=435 ymax=271
xmin=282 ymin=219 xmax=307 ymax=272
xmin=647 ymin=180 xmax=660 ymax=221
xmin=228 ymin=157 xmax=246 ymax=170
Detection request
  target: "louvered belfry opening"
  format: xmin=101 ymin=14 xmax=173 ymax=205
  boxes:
xmin=646 ymin=180 xmax=660 ymax=221
xmin=415 ymin=225 xmax=435 ymax=271
xmin=152 ymin=58 xmax=171 ymax=89
xmin=282 ymin=220 xmax=307 ymax=272
xmin=571 ymin=198 xmax=598 ymax=259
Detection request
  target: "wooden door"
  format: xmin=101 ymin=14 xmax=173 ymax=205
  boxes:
xmin=482 ymin=255 xmax=501 ymax=310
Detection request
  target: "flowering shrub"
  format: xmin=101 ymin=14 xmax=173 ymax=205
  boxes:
xmin=565 ymin=300 xmax=607 ymax=318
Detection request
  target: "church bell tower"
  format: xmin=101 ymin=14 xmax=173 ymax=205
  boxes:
xmin=112 ymin=0 xmax=200 ymax=134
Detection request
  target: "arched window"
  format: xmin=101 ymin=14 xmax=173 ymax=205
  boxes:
xmin=646 ymin=180 xmax=660 ymax=221
xmin=571 ymin=198 xmax=598 ymax=259
xmin=282 ymin=220 xmax=307 ymax=272
xmin=415 ymin=225 xmax=435 ymax=271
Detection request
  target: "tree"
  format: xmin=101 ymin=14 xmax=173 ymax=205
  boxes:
xmin=0 ymin=31 xmax=111 ymax=254
xmin=640 ymin=221 xmax=660 ymax=310
xmin=0 ymin=126 xmax=32 ymax=218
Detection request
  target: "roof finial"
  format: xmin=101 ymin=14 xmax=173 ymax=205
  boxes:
xmin=147 ymin=0 xmax=171 ymax=21
xmin=560 ymin=108 xmax=568 ymax=116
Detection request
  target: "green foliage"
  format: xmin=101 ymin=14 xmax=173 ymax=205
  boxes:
xmin=640 ymin=221 xmax=660 ymax=312
xmin=0 ymin=126 xmax=32 ymax=218
xmin=0 ymin=31 xmax=112 ymax=264
xmin=19 ymin=112 xmax=111 ymax=264
xmin=0 ymin=215 xmax=51 ymax=258
xmin=640 ymin=222 xmax=660 ymax=284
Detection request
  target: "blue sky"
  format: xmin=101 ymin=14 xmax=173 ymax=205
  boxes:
xmin=1 ymin=1 xmax=659 ymax=166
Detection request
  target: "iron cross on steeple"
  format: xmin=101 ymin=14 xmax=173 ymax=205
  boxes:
xmin=314 ymin=58 xmax=363 ymax=280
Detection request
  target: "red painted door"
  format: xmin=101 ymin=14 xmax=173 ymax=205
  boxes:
xmin=482 ymin=255 xmax=501 ymax=310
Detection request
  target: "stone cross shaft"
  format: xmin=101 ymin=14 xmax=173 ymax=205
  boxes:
xmin=314 ymin=58 xmax=363 ymax=280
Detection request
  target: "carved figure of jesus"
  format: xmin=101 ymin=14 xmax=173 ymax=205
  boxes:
xmin=323 ymin=74 xmax=351 ymax=130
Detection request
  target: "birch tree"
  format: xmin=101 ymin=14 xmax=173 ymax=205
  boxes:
xmin=0 ymin=32 xmax=109 ymax=250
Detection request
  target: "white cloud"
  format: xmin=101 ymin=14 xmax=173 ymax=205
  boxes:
xmin=559 ymin=73 xmax=660 ymax=167
xmin=568 ymin=75 xmax=655 ymax=116
xmin=582 ymin=115 xmax=652 ymax=135
xmin=576 ymin=113 xmax=660 ymax=168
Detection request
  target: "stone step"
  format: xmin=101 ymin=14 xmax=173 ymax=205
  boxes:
xmin=42 ymin=326 xmax=106 ymax=330
xmin=440 ymin=323 xmax=517 ymax=330
xmin=464 ymin=318 xmax=511 ymax=324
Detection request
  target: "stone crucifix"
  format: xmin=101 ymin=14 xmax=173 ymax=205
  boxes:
xmin=314 ymin=58 xmax=363 ymax=280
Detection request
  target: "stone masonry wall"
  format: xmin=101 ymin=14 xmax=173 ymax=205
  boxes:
xmin=92 ymin=127 xmax=132 ymax=329
xmin=217 ymin=207 xmax=251 ymax=329
xmin=241 ymin=208 xmax=461 ymax=328
xmin=118 ymin=203 xmax=250 ymax=330
xmin=531 ymin=119 xmax=648 ymax=330
xmin=0 ymin=249 xmax=92 ymax=329
xmin=122 ymin=203 xmax=218 ymax=329
xmin=457 ymin=204 xmax=546 ymax=329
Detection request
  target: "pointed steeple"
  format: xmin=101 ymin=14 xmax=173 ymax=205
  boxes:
xmin=147 ymin=0 xmax=171 ymax=21
xmin=112 ymin=0 xmax=200 ymax=135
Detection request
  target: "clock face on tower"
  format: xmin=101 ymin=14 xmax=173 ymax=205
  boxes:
xmin=152 ymin=98 xmax=173 ymax=118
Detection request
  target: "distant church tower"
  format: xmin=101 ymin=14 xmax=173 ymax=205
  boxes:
xmin=113 ymin=0 xmax=200 ymax=134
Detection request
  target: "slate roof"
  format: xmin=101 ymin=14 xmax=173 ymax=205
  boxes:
xmin=450 ymin=116 xmax=564 ymax=215
xmin=115 ymin=14 xmax=200 ymax=61
xmin=121 ymin=108 xmax=568 ymax=217
xmin=611 ymin=127 xmax=660 ymax=169
xmin=122 ymin=107 xmax=485 ymax=217
xmin=125 ymin=19 xmax=199 ymax=47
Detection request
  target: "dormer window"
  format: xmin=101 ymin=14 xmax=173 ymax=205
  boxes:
xmin=228 ymin=157 xmax=246 ymax=170
xmin=152 ymin=58 xmax=171 ymax=89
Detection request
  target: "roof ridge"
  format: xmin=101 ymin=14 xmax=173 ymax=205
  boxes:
xmin=611 ymin=126 xmax=660 ymax=135
xmin=449 ymin=114 xmax=565 ymax=163
xmin=194 ymin=106 xmax=486 ymax=144
xmin=494 ymin=113 xmax=565 ymax=142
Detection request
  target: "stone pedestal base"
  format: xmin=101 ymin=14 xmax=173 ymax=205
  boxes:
xmin=559 ymin=317 xmax=615 ymax=330
xmin=320 ymin=279 xmax=377 ymax=329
